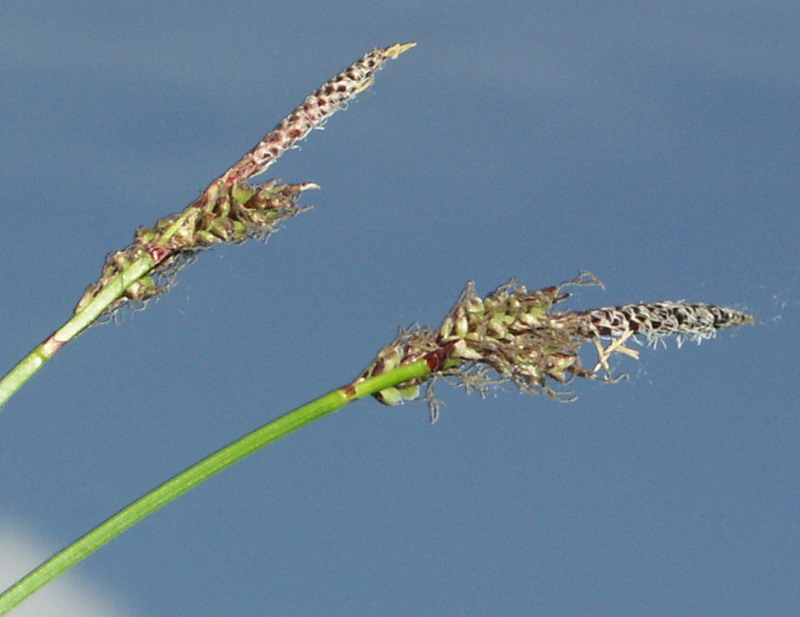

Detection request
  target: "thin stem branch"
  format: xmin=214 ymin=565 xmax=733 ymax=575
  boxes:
xmin=0 ymin=358 xmax=432 ymax=615
xmin=0 ymin=255 xmax=156 ymax=409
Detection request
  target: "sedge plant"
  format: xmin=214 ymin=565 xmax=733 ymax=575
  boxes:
xmin=0 ymin=42 xmax=754 ymax=614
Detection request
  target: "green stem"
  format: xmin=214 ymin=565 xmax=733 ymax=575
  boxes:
xmin=0 ymin=256 xmax=155 ymax=409
xmin=0 ymin=358 xmax=432 ymax=615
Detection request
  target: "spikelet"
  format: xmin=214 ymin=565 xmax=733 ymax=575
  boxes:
xmin=558 ymin=302 xmax=755 ymax=345
xmin=223 ymin=42 xmax=416 ymax=184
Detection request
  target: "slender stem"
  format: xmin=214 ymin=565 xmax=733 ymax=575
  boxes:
xmin=0 ymin=358 xmax=432 ymax=615
xmin=0 ymin=256 xmax=156 ymax=410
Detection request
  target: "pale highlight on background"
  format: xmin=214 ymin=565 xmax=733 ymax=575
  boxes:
xmin=0 ymin=521 xmax=137 ymax=617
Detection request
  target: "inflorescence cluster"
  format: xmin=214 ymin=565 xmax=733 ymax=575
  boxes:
xmin=358 ymin=273 xmax=754 ymax=421
xmin=74 ymin=43 xmax=415 ymax=315
xmin=69 ymin=40 xmax=754 ymax=421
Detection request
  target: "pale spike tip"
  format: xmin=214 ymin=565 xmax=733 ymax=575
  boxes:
xmin=380 ymin=42 xmax=417 ymax=59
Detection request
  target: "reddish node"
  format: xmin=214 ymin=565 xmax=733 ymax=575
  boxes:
xmin=340 ymin=384 xmax=358 ymax=398
xmin=147 ymin=246 xmax=172 ymax=264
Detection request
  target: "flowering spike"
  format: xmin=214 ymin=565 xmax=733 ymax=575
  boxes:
xmin=357 ymin=274 xmax=754 ymax=421
xmin=75 ymin=44 xmax=412 ymax=318
xmin=223 ymin=42 xmax=416 ymax=184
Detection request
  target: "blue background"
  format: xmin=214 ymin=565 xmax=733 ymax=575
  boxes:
xmin=1 ymin=2 xmax=798 ymax=616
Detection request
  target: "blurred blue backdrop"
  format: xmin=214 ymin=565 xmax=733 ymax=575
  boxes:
xmin=1 ymin=2 xmax=797 ymax=616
